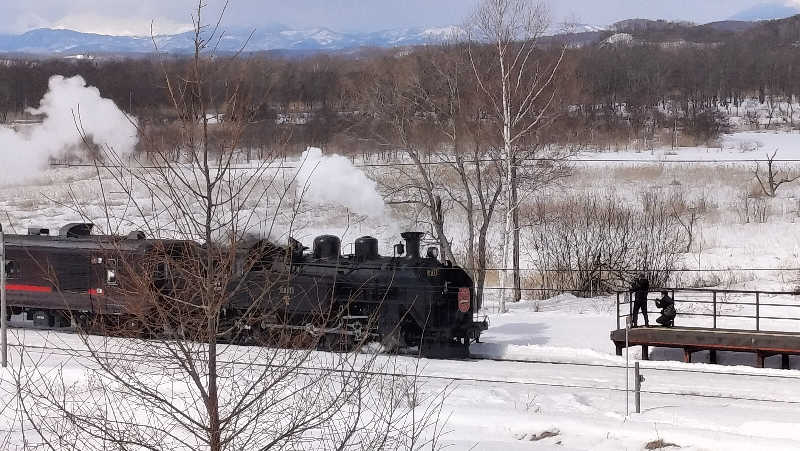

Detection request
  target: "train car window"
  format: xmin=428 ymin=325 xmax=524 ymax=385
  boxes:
xmin=4 ymin=260 xmax=20 ymax=279
xmin=106 ymin=269 xmax=118 ymax=286
xmin=107 ymin=258 xmax=117 ymax=267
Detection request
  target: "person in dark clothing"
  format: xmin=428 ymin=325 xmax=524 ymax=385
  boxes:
xmin=629 ymin=274 xmax=649 ymax=327
xmin=656 ymin=290 xmax=676 ymax=327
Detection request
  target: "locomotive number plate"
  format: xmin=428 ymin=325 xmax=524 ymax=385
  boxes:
xmin=458 ymin=288 xmax=471 ymax=313
xmin=427 ymin=268 xmax=440 ymax=278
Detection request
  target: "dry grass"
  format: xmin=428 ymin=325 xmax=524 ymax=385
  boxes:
xmin=608 ymin=164 xmax=667 ymax=182
xmin=645 ymin=439 xmax=679 ymax=450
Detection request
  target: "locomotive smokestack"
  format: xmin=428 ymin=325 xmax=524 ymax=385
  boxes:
xmin=400 ymin=232 xmax=424 ymax=259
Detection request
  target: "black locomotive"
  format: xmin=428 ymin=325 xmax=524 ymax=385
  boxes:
xmin=2 ymin=224 xmax=487 ymax=358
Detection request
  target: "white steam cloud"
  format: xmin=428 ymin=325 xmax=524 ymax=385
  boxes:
xmin=296 ymin=147 xmax=385 ymax=217
xmin=0 ymin=75 xmax=138 ymax=184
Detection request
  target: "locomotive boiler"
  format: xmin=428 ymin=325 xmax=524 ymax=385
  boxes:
xmin=231 ymin=231 xmax=488 ymax=358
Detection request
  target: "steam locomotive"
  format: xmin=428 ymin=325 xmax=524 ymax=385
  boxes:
xmin=1 ymin=223 xmax=487 ymax=358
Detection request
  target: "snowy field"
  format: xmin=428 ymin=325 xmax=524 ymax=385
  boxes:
xmin=2 ymin=130 xmax=800 ymax=448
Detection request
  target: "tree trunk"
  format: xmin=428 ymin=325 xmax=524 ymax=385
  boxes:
xmin=207 ymin=309 xmax=221 ymax=451
xmin=499 ymin=60 xmax=512 ymax=314
xmin=512 ymin=157 xmax=521 ymax=303
xmin=432 ymin=195 xmax=456 ymax=263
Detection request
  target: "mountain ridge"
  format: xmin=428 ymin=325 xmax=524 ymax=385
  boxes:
xmin=730 ymin=2 xmax=800 ymax=21
xmin=0 ymin=26 xmax=468 ymax=55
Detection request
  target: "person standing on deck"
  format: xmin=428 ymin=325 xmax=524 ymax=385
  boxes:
xmin=630 ymin=273 xmax=649 ymax=327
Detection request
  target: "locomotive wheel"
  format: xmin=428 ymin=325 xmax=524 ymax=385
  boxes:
xmin=73 ymin=312 xmax=98 ymax=334
xmin=249 ymin=325 xmax=271 ymax=346
xmin=319 ymin=332 xmax=355 ymax=353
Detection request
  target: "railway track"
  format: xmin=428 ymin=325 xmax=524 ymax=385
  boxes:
xmin=7 ymin=329 xmax=800 ymax=406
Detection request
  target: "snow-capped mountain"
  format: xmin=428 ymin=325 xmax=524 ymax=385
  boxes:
xmin=730 ymin=3 xmax=800 ymax=21
xmin=0 ymin=25 xmax=468 ymax=55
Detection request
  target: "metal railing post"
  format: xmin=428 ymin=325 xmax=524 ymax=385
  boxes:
xmin=616 ymin=292 xmax=620 ymax=330
xmin=634 ymin=361 xmax=643 ymax=414
xmin=671 ymin=289 xmax=676 ymax=325
xmin=1 ymin=224 xmax=6 ymax=368
xmin=628 ymin=292 xmax=632 ymax=319
xmin=756 ymin=292 xmax=760 ymax=331
xmin=625 ymin=316 xmax=630 ymax=417
xmin=713 ymin=291 xmax=717 ymax=329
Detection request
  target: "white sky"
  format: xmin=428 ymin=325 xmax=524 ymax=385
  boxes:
xmin=0 ymin=1 xmax=796 ymax=36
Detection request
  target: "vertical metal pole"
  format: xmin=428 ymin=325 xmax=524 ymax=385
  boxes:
xmin=1 ymin=224 xmax=6 ymax=368
xmin=713 ymin=291 xmax=717 ymax=329
xmin=628 ymin=291 xmax=632 ymax=321
xmin=634 ymin=362 xmax=642 ymax=414
xmin=616 ymin=292 xmax=620 ymax=330
xmin=756 ymin=292 xmax=760 ymax=331
xmin=625 ymin=314 xmax=630 ymax=417
xmin=671 ymin=289 xmax=676 ymax=326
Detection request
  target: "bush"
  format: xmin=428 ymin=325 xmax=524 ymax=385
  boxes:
xmin=525 ymin=191 xmax=687 ymax=297
xmin=683 ymin=108 xmax=732 ymax=143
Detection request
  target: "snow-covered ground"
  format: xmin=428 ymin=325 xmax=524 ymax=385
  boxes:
xmin=3 ymin=296 xmax=800 ymax=450
xmin=2 ymin=130 xmax=800 ymax=448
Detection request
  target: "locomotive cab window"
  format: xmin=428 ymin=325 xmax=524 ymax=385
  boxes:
xmin=4 ymin=260 xmax=20 ymax=279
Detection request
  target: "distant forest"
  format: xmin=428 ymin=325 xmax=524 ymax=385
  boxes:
xmin=3 ymin=14 xmax=800 ymax=152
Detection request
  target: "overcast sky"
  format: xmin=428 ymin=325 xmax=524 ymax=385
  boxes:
xmin=1 ymin=0 xmax=799 ymax=35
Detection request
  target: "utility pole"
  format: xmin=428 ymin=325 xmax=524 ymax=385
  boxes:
xmin=1 ymin=223 xmax=6 ymax=368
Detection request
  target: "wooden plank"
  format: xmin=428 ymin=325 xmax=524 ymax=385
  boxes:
xmin=610 ymin=327 xmax=800 ymax=355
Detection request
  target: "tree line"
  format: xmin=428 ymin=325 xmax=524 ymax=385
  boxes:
xmin=3 ymin=15 xmax=800 ymax=147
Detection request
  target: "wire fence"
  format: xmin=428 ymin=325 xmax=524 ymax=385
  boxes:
xmin=6 ymin=340 xmax=800 ymax=409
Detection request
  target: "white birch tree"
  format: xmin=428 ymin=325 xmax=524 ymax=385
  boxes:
xmin=468 ymin=0 xmax=566 ymax=312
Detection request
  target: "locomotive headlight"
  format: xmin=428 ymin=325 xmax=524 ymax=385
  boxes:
xmin=426 ymin=246 xmax=439 ymax=260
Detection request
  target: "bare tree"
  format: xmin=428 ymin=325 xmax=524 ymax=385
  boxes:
xmin=10 ymin=4 xmax=447 ymax=450
xmin=410 ymin=43 xmax=506 ymax=309
xmin=670 ymin=192 xmax=703 ymax=253
xmin=468 ymin=0 xmax=567 ymax=312
xmin=754 ymin=149 xmax=800 ymax=197
xmin=362 ymin=53 xmax=460 ymax=263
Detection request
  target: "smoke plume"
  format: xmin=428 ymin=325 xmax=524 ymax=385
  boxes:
xmin=0 ymin=75 xmax=138 ymax=184
xmin=295 ymin=147 xmax=386 ymax=217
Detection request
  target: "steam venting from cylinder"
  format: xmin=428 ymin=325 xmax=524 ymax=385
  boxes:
xmin=401 ymin=232 xmax=424 ymax=259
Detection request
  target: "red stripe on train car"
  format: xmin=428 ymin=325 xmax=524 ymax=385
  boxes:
xmin=6 ymin=284 xmax=53 ymax=293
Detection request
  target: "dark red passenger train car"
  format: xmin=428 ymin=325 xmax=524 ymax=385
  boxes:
xmin=3 ymin=223 xmax=189 ymax=327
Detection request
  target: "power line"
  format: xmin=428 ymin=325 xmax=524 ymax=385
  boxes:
xmin=13 ymin=329 xmax=800 ymax=382
xmin=11 ymin=341 xmax=800 ymax=406
xmin=48 ymin=155 xmax=800 ymax=172
xmin=474 ymin=356 xmax=800 ymax=380
xmin=294 ymin=262 xmax=800 ymax=273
